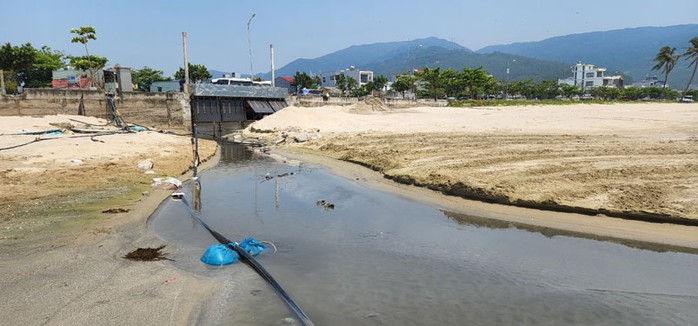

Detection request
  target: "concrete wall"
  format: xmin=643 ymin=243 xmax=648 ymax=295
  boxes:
xmin=0 ymin=88 xmax=187 ymax=129
xmin=292 ymin=96 xmax=358 ymax=107
xmin=290 ymin=96 xmax=448 ymax=108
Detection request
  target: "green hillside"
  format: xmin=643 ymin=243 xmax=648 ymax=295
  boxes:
xmin=478 ymin=24 xmax=698 ymax=88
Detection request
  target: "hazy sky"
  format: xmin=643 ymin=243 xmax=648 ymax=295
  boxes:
xmin=2 ymin=0 xmax=696 ymax=76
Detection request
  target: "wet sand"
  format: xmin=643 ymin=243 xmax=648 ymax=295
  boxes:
xmin=275 ymin=148 xmax=698 ymax=251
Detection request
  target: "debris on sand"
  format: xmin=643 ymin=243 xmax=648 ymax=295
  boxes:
xmin=102 ymin=208 xmax=130 ymax=214
xmin=151 ymin=177 xmax=182 ymax=190
xmin=123 ymin=245 xmax=172 ymax=261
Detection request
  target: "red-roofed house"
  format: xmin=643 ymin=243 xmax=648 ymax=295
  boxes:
xmin=274 ymin=76 xmax=295 ymax=94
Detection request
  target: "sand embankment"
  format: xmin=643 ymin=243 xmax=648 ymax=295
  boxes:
xmin=246 ymin=101 xmax=698 ymax=245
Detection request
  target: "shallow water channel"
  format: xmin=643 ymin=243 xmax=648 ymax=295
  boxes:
xmin=150 ymin=143 xmax=698 ymax=325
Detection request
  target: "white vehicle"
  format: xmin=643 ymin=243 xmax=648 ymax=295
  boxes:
xmin=211 ymin=77 xmax=272 ymax=87
xmin=681 ymin=95 xmax=694 ymax=103
xmin=212 ymin=77 xmax=253 ymax=86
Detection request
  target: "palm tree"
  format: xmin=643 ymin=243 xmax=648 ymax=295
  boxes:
xmin=682 ymin=37 xmax=698 ymax=93
xmin=652 ymin=46 xmax=679 ymax=90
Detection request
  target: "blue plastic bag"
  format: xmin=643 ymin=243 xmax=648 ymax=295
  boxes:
xmin=200 ymin=244 xmax=239 ymax=266
xmin=238 ymin=238 xmax=267 ymax=256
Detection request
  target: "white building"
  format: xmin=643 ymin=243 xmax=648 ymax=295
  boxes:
xmin=558 ymin=62 xmax=623 ymax=90
xmin=631 ymin=76 xmax=663 ymax=88
xmin=319 ymin=66 xmax=373 ymax=88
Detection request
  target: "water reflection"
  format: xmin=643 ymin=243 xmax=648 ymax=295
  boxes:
xmin=442 ymin=210 xmax=698 ymax=254
xmin=150 ymin=142 xmax=698 ymax=325
xmin=220 ymin=141 xmax=256 ymax=163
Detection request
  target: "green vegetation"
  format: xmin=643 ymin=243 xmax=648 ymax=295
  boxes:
xmin=292 ymin=71 xmax=320 ymax=90
xmin=69 ymin=26 xmax=108 ymax=71
xmin=131 ymin=66 xmax=171 ymax=91
xmin=682 ymin=37 xmax=698 ymax=93
xmin=174 ymin=63 xmax=212 ymax=83
xmin=0 ymin=42 xmax=66 ymax=91
xmin=652 ymin=46 xmax=679 ymax=92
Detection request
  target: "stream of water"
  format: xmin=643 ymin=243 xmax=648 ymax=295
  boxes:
xmin=149 ymin=143 xmax=698 ymax=325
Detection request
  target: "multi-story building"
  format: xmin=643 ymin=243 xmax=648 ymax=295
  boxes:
xmin=319 ymin=66 xmax=373 ymax=88
xmin=558 ymin=62 xmax=623 ymax=90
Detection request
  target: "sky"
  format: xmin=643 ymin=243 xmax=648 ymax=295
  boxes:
xmin=2 ymin=0 xmax=696 ymax=77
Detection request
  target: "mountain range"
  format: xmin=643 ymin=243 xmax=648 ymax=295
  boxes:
xmin=231 ymin=24 xmax=698 ymax=88
xmin=478 ymin=24 xmax=698 ymax=88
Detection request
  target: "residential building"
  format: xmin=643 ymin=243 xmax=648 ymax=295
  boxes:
xmin=274 ymin=76 xmax=295 ymax=94
xmin=51 ymin=65 xmax=133 ymax=93
xmin=631 ymin=76 xmax=663 ymax=88
xmin=319 ymin=67 xmax=373 ymax=88
xmin=558 ymin=62 xmax=623 ymax=90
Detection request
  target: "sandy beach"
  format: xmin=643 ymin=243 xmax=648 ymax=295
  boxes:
xmin=1 ymin=101 xmax=698 ymax=324
xmin=0 ymin=115 xmax=219 ymax=325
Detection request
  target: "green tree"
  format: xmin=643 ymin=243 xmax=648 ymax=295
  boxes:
xmin=559 ymin=84 xmax=582 ymax=99
xmin=291 ymin=71 xmax=319 ymax=90
xmin=68 ymin=55 xmax=108 ymax=70
xmin=372 ymin=75 xmax=389 ymax=97
xmin=509 ymin=79 xmax=535 ymax=99
xmin=132 ymin=66 xmax=170 ymax=91
xmin=70 ymin=26 xmax=98 ymax=71
xmin=416 ymin=67 xmax=446 ymax=100
xmin=533 ymin=80 xmax=562 ymax=100
xmin=682 ymin=37 xmax=698 ymax=93
xmin=0 ymin=42 xmax=36 ymax=73
xmin=391 ymin=74 xmax=418 ymax=98
xmin=24 ymin=46 xmax=65 ymax=88
xmin=346 ymin=76 xmax=358 ymax=96
xmin=441 ymin=68 xmax=461 ymax=98
xmin=174 ymin=63 xmax=212 ymax=83
xmin=0 ymin=42 xmax=42 ymax=92
xmin=0 ymin=43 xmax=64 ymax=91
xmin=590 ymin=86 xmax=621 ymax=100
xmin=333 ymin=73 xmax=358 ymax=97
xmin=652 ymin=46 xmax=680 ymax=91
xmin=334 ymin=73 xmax=346 ymax=95
xmin=462 ymin=67 xmax=495 ymax=99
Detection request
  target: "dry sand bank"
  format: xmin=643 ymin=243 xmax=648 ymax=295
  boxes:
xmin=0 ymin=115 xmax=220 ymax=325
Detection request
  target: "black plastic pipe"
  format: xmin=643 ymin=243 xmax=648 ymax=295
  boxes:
xmin=177 ymin=195 xmax=314 ymax=326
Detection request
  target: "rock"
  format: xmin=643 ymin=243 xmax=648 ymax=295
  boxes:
xmin=273 ymin=135 xmax=286 ymax=145
xmin=137 ymin=159 xmax=154 ymax=170
xmin=293 ymin=132 xmax=309 ymax=143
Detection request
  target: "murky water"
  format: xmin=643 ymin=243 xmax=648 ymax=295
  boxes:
xmin=150 ymin=143 xmax=698 ymax=325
